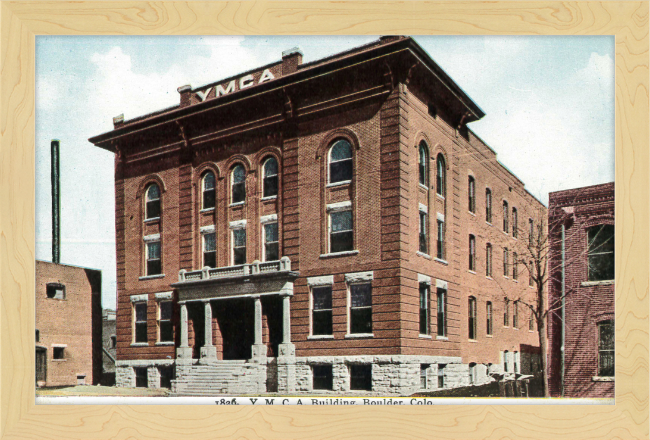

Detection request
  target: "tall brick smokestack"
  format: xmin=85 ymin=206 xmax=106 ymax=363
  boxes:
xmin=51 ymin=139 xmax=61 ymax=264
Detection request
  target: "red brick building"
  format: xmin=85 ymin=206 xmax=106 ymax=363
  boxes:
xmin=548 ymin=183 xmax=615 ymax=398
xmin=35 ymin=260 xmax=102 ymax=387
xmin=89 ymin=36 xmax=544 ymax=395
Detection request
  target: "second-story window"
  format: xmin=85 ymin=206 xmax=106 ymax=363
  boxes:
xmin=503 ymin=247 xmax=509 ymax=277
xmin=512 ymin=207 xmax=518 ymax=237
xmin=202 ymin=171 xmax=216 ymax=209
xmin=232 ymin=228 xmax=246 ymax=265
xmin=587 ymin=224 xmax=615 ymax=281
xmin=529 ymin=218 xmax=534 ymax=247
xmin=469 ymin=234 xmax=476 ymax=271
xmin=486 ymin=188 xmax=492 ymax=223
xmin=513 ymin=301 xmax=519 ymax=328
xmin=436 ymin=154 xmax=446 ymax=197
xmin=231 ymin=164 xmax=246 ymax=204
xmin=419 ymin=282 xmax=429 ymax=335
xmin=330 ymin=209 xmax=353 ymax=253
xmin=504 ymin=298 xmax=510 ymax=326
xmin=203 ymin=232 xmax=216 ymax=268
xmin=349 ymin=283 xmax=372 ymax=334
xmin=133 ymin=301 xmax=147 ymax=343
xmin=419 ymin=210 xmax=428 ymax=254
xmin=513 ymin=252 xmax=518 ymax=280
xmin=263 ymin=157 xmax=279 ymax=198
xmin=146 ymin=240 xmax=161 ymax=276
xmin=264 ymin=223 xmax=279 ymax=261
xmin=486 ymin=301 xmax=493 ymax=335
xmin=486 ymin=243 xmax=493 ymax=277
xmin=158 ymin=300 xmax=173 ymax=343
xmin=329 ymin=139 xmax=353 ymax=184
xmin=437 ymin=287 xmax=447 ymax=337
xmin=145 ymin=183 xmax=161 ymax=220
xmin=503 ymin=201 xmax=509 ymax=233
xmin=312 ymin=286 xmax=333 ymax=336
xmin=468 ymin=176 xmax=476 ymax=213
xmin=419 ymin=141 xmax=429 ymax=187
xmin=437 ymin=219 xmax=445 ymax=260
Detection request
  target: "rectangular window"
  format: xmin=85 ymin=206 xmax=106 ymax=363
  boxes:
xmin=437 ymin=288 xmax=447 ymax=337
xmin=264 ymin=222 xmax=279 ymax=261
xmin=53 ymin=347 xmax=65 ymax=360
xmin=350 ymin=364 xmax=372 ymax=391
xmin=468 ymin=177 xmax=476 ymax=213
xmin=529 ymin=260 xmax=534 ymax=287
xmin=134 ymin=301 xmax=148 ymax=343
xmin=468 ymin=297 xmax=477 ymax=340
xmin=232 ymin=228 xmax=246 ymax=265
xmin=469 ymin=235 xmax=476 ymax=271
xmin=203 ymin=232 xmax=216 ymax=268
xmin=486 ymin=189 xmax=492 ymax=223
xmin=486 ymin=244 xmax=492 ymax=277
xmin=349 ymin=283 xmax=372 ymax=334
xmin=529 ymin=218 xmax=534 ymax=247
xmin=437 ymin=220 xmax=445 ymax=260
xmin=598 ymin=320 xmax=614 ymax=376
xmin=146 ymin=241 xmax=161 ymax=275
xmin=503 ymin=248 xmax=509 ymax=277
xmin=330 ymin=210 xmax=353 ymax=253
xmin=419 ymin=283 xmax=429 ymax=335
xmin=504 ymin=298 xmax=510 ymax=327
xmin=36 ymin=329 xmax=40 ymax=342
xmin=134 ymin=367 xmax=148 ymax=388
xmin=420 ymin=364 xmax=429 ymax=389
xmin=46 ymin=283 xmax=65 ymax=299
xmin=312 ymin=365 xmax=333 ymax=390
xmin=503 ymin=201 xmax=509 ymax=233
xmin=512 ymin=208 xmax=518 ymax=238
xmin=158 ymin=301 xmax=173 ymax=343
xmin=513 ymin=301 xmax=519 ymax=328
xmin=588 ymin=225 xmax=615 ymax=281
xmin=504 ymin=352 xmax=509 ymax=373
xmin=419 ymin=211 xmax=428 ymax=254
xmin=512 ymin=252 xmax=518 ymax=280
xmin=486 ymin=302 xmax=493 ymax=335
xmin=529 ymin=310 xmax=535 ymax=331
xmin=312 ymin=286 xmax=333 ymax=336
xmin=438 ymin=364 xmax=446 ymax=388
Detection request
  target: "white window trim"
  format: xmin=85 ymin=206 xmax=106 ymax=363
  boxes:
xmin=328 ymin=141 xmax=353 ymax=185
xmin=327 ymin=207 xmax=354 ymax=255
xmin=307 ymin=275 xmax=334 ymax=286
xmin=436 ymin=212 xmax=445 ymax=222
xmin=156 ymin=299 xmax=173 ymax=343
xmin=132 ymin=300 xmax=148 ymax=345
xmin=260 ymin=214 xmax=278 ymax=224
xmin=154 ymin=291 xmax=172 ymax=301
xmin=418 ymin=274 xmax=432 ymax=285
xmin=262 ymin=222 xmax=278 ymax=262
xmin=310 ymin=283 xmax=333 ymax=337
xmin=346 ymin=279 xmax=373 ymax=336
xmin=229 ymin=219 xmax=247 ymax=229
xmin=326 ymin=200 xmax=352 ymax=212
xmin=200 ymin=225 xmax=216 ymax=234
xmin=202 ymin=230 xmax=217 ymax=267
xmin=345 ymin=271 xmax=374 ymax=283
xmin=143 ymin=234 xmax=160 ymax=243
xmin=130 ymin=294 xmax=148 ymax=303
xmin=419 ymin=203 xmax=428 ymax=214
xmin=231 ymin=228 xmax=246 ymax=266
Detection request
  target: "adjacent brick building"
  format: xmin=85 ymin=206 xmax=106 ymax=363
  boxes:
xmin=89 ymin=36 xmax=544 ymax=395
xmin=548 ymin=183 xmax=615 ymax=398
xmin=35 ymin=260 xmax=102 ymax=387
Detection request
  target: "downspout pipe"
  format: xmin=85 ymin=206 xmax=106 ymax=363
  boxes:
xmin=561 ymin=223 xmax=566 ymax=397
xmin=51 ymin=139 xmax=61 ymax=264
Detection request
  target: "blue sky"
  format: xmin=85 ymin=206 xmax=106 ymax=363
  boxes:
xmin=35 ymin=35 xmax=614 ymax=309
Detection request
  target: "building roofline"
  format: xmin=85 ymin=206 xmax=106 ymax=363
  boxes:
xmin=36 ymin=259 xmax=102 ymax=273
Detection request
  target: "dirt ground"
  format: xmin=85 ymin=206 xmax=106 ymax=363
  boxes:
xmin=35 ymin=385 xmax=170 ymax=397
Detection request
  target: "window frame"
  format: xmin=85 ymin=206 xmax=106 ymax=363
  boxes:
xmin=418 ymin=141 xmax=429 ymax=187
xmin=436 ymin=154 xmax=446 ymax=197
xmin=436 ymin=287 xmax=447 ymax=337
xmin=419 ymin=209 xmax=428 ymax=254
xmin=468 ymin=176 xmax=476 ymax=213
xmin=145 ymin=239 xmax=162 ymax=276
xmin=504 ymin=298 xmax=510 ymax=327
xmin=157 ymin=300 xmax=173 ymax=343
xmin=230 ymin=164 xmax=246 ymax=205
xmin=513 ymin=301 xmax=519 ymax=328
xmin=328 ymin=207 xmax=354 ymax=254
xmin=512 ymin=207 xmax=518 ymax=238
xmin=328 ymin=138 xmax=353 ymax=185
xmin=485 ymin=188 xmax=492 ymax=223
xmin=311 ymin=285 xmax=333 ymax=337
xmin=486 ymin=243 xmax=493 ymax=277
xmin=597 ymin=320 xmax=615 ymax=377
xmin=312 ymin=364 xmax=334 ymax=390
xmin=201 ymin=171 xmax=216 ymax=210
xmin=133 ymin=301 xmax=148 ymax=344
xmin=503 ymin=200 xmax=509 ymax=233
xmin=419 ymin=282 xmax=430 ymax=335
xmin=436 ymin=218 xmax=445 ymax=260
xmin=231 ymin=227 xmax=247 ymax=266
xmin=348 ymin=282 xmax=373 ymax=335
xmin=145 ymin=183 xmax=161 ymax=220
xmin=503 ymin=247 xmax=509 ymax=277
xmin=468 ymin=296 xmax=477 ymax=340
xmin=46 ymin=282 xmax=66 ymax=300
xmin=486 ymin=301 xmax=493 ymax=335
xmin=587 ymin=224 xmax=615 ymax=282
xmin=202 ymin=230 xmax=217 ymax=268
xmin=469 ymin=234 xmax=476 ymax=271
xmin=262 ymin=156 xmax=279 ymax=199
xmin=263 ymin=222 xmax=279 ymax=262
xmin=513 ymin=251 xmax=518 ymax=280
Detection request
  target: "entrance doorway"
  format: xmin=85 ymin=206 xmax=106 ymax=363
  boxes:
xmin=214 ymin=298 xmax=254 ymax=360
xmin=35 ymin=346 xmax=47 ymax=385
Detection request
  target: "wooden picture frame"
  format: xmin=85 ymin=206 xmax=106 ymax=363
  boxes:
xmin=1 ymin=2 xmax=647 ymax=439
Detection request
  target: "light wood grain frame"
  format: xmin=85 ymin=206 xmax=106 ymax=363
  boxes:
xmin=1 ymin=2 xmax=647 ymax=439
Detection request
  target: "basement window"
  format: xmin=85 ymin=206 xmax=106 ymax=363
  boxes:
xmin=349 ymin=364 xmax=372 ymax=391
xmin=46 ymin=283 xmax=65 ymax=300
xmin=312 ymin=365 xmax=333 ymax=391
xmin=53 ymin=347 xmax=65 ymax=360
xmin=134 ymin=367 xmax=148 ymax=388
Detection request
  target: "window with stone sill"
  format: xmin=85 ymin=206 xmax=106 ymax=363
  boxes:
xmin=203 ymin=232 xmax=216 ymax=268
xmin=419 ymin=141 xmax=429 ymax=187
xmin=598 ymin=320 xmax=614 ymax=377
xmin=329 ymin=139 xmax=353 ymax=184
xmin=133 ymin=301 xmax=148 ymax=344
xmin=146 ymin=241 xmax=161 ymax=276
xmin=231 ymin=164 xmax=246 ymax=204
xmin=468 ymin=296 xmax=477 ymax=340
xmin=349 ymin=283 xmax=372 ymax=334
xmin=145 ymin=183 xmax=161 ymax=220
xmin=468 ymin=176 xmax=476 ymax=213
xmin=232 ymin=228 xmax=247 ymax=265
xmin=53 ymin=347 xmax=65 ymax=360
xmin=158 ymin=300 xmax=173 ymax=343
xmin=486 ymin=188 xmax=492 ymax=223
xmin=202 ymin=171 xmax=216 ymax=210
xmin=264 ymin=222 xmax=279 ymax=262
xmin=437 ymin=287 xmax=447 ymax=337
xmin=436 ymin=154 xmax=446 ymax=197
xmin=330 ymin=210 xmax=353 ymax=253
xmin=419 ymin=283 xmax=429 ymax=335
xmin=262 ymin=156 xmax=279 ymax=198
xmin=312 ymin=365 xmax=333 ymax=390
xmin=588 ymin=224 xmax=615 ymax=282
xmin=312 ymin=286 xmax=333 ymax=336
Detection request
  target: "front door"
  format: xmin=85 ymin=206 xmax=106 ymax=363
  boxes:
xmin=35 ymin=347 xmax=47 ymax=385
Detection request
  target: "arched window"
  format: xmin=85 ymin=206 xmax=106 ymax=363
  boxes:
xmin=418 ymin=141 xmax=429 ymax=187
xmin=504 ymin=297 xmax=510 ymax=326
xmin=468 ymin=176 xmax=476 ymax=213
xmin=145 ymin=183 xmax=161 ymax=220
xmin=468 ymin=297 xmax=477 ymax=340
xmin=231 ymin=164 xmax=246 ymax=204
xmin=485 ymin=188 xmax=492 ymax=223
xmin=436 ymin=154 xmax=446 ymax=197
xmin=328 ymin=139 xmax=353 ymax=184
xmin=202 ymin=171 xmax=216 ymax=209
xmin=262 ymin=157 xmax=279 ymax=198
xmin=486 ymin=243 xmax=492 ymax=277
xmin=486 ymin=301 xmax=493 ymax=335
xmin=469 ymin=234 xmax=476 ymax=271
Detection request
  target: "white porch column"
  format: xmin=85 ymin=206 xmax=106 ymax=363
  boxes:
xmin=254 ymin=295 xmax=263 ymax=345
xmin=282 ymin=294 xmax=291 ymax=344
xmin=200 ymin=301 xmax=217 ymax=360
xmin=177 ymin=302 xmax=192 ymax=362
xmin=180 ymin=303 xmax=189 ymax=347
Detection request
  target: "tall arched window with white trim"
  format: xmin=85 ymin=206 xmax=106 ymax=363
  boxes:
xmin=202 ymin=171 xmax=216 ymax=209
xmin=262 ymin=156 xmax=279 ymax=198
xmin=418 ymin=141 xmax=429 ymax=187
xmin=436 ymin=154 xmax=446 ymax=197
xmin=145 ymin=183 xmax=161 ymax=220
xmin=231 ymin=164 xmax=246 ymax=204
xmin=328 ymin=139 xmax=353 ymax=184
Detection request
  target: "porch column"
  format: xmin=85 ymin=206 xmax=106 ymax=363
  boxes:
xmin=251 ymin=295 xmax=266 ymax=362
xmin=176 ymin=302 xmax=192 ymax=362
xmin=282 ymin=294 xmax=291 ymax=344
xmin=200 ymin=300 xmax=217 ymax=360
